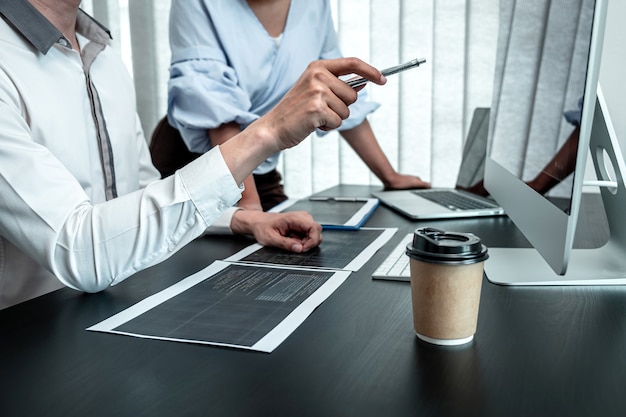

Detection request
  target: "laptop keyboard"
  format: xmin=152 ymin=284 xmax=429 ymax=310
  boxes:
xmin=413 ymin=190 xmax=496 ymax=211
xmin=372 ymin=234 xmax=412 ymax=281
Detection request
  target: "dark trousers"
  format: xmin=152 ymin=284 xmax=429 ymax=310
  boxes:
xmin=254 ymin=169 xmax=288 ymax=211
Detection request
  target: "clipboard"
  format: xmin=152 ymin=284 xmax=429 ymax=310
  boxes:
xmin=270 ymin=197 xmax=379 ymax=230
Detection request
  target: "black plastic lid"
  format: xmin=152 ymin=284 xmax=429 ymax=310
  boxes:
xmin=405 ymin=227 xmax=489 ymax=265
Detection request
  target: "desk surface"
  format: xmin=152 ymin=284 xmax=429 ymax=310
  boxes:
xmin=1 ymin=185 xmax=625 ymax=417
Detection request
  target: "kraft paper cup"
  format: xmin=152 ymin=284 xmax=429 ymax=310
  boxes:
xmin=406 ymin=227 xmax=488 ymax=346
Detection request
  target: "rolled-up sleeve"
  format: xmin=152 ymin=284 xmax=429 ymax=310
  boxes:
xmin=168 ymin=56 xmax=258 ymax=153
xmin=167 ymin=0 xmax=258 ymax=153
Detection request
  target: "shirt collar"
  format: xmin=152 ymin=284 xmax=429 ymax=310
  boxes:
xmin=0 ymin=1 xmax=111 ymax=54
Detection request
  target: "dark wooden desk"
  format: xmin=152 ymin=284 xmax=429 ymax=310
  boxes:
xmin=1 ymin=185 xmax=625 ymax=417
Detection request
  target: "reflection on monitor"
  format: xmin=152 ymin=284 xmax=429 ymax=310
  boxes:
xmin=484 ymin=0 xmax=626 ymax=285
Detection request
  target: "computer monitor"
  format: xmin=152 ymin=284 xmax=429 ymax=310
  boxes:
xmin=484 ymin=0 xmax=626 ymax=285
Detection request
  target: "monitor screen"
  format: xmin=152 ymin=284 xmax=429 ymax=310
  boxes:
xmin=483 ymin=0 xmax=609 ymax=283
xmin=489 ymin=0 xmax=597 ymax=209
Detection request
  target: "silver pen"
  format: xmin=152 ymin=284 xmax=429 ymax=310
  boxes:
xmin=309 ymin=196 xmax=367 ymax=202
xmin=346 ymin=57 xmax=427 ymax=88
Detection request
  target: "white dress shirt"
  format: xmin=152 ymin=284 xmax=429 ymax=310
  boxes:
xmin=0 ymin=3 xmax=242 ymax=310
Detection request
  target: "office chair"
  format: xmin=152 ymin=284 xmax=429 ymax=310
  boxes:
xmin=149 ymin=116 xmax=201 ymax=178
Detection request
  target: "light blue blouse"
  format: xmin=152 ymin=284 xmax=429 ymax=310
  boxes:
xmin=167 ymin=0 xmax=380 ymax=174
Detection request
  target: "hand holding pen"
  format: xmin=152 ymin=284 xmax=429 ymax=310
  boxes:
xmin=346 ymin=57 xmax=427 ymax=88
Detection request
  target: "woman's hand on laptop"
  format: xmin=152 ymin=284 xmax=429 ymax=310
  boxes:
xmin=455 ymin=180 xmax=489 ymax=196
xmin=383 ymin=173 xmax=431 ymax=190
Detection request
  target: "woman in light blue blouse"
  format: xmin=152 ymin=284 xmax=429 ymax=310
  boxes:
xmin=167 ymin=0 xmax=430 ymax=211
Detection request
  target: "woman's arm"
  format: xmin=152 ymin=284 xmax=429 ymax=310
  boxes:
xmin=209 ymin=122 xmax=263 ymax=211
xmin=340 ymin=120 xmax=430 ymax=189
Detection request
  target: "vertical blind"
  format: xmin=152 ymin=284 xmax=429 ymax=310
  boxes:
xmin=80 ymin=0 xmax=499 ymax=199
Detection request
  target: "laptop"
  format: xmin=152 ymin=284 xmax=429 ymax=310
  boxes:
xmin=372 ymin=108 xmax=505 ymax=220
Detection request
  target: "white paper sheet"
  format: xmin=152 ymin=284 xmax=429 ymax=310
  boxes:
xmin=88 ymin=228 xmax=397 ymax=353
xmin=88 ymin=261 xmax=351 ymax=353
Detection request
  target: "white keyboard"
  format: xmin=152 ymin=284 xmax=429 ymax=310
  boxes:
xmin=372 ymin=233 xmax=413 ymax=281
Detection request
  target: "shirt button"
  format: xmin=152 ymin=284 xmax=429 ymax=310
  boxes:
xmin=58 ymin=38 xmax=69 ymax=47
xmin=218 ymin=202 xmax=226 ymax=211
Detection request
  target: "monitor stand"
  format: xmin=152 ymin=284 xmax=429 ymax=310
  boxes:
xmin=486 ymin=93 xmax=626 ymax=285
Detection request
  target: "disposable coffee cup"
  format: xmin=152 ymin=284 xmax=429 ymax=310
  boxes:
xmin=406 ymin=227 xmax=488 ymax=346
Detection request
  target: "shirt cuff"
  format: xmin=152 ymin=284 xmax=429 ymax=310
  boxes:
xmin=204 ymin=206 xmax=241 ymax=235
xmin=177 ymin=146 xmax=243 ymax=228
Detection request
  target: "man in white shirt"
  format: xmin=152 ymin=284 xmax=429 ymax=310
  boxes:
xmin=0 ymin=0 xmax=386 ymax=310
